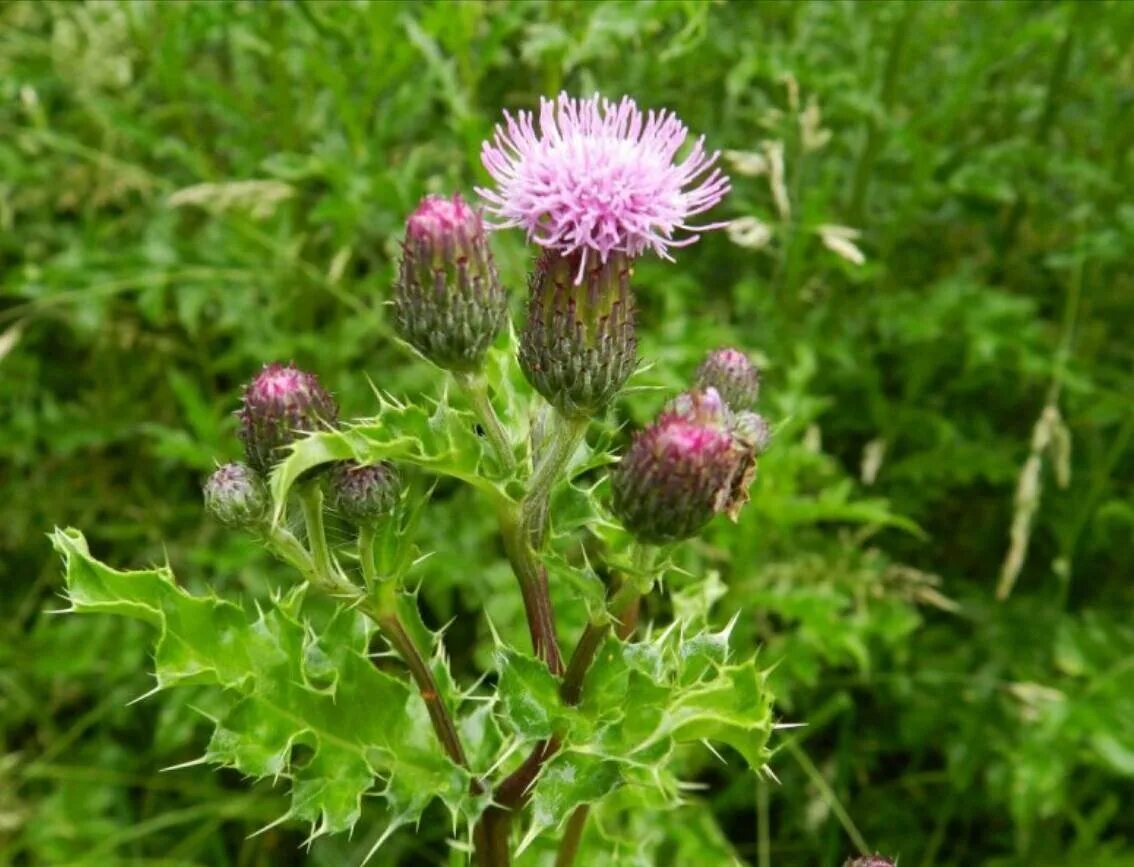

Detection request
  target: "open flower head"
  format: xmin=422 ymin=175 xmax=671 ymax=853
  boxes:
xmin=479 ymin=92 xmax=729 ymax=278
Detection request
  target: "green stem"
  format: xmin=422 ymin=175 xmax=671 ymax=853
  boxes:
xmin=522 ymin=413 xmax=588 ymax=547
xmin=783 ymin=739 xmax=870 ymax=855
xmin=357 ymin=523 xmax=378 ymax=593
xmin=456 ymin=372 xmax=517 ymax=476
xmin=560 ymin=579 xmax=642 ymax=705
xmin=499 ymin=503 xmax=564 ymax=674
xmin=298 ymin=481 xmax=337 ymax=584
xmin=376 ymin=606 xmax=469 ymax=768
xmin=757 ymin=775 xmax=771 ymax=867
xmin=261 ymin=525 xmax=316 ymax=579
xmin=554 ymin=806 xmax=589 ymax=867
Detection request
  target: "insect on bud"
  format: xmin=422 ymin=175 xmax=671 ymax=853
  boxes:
xmin=204 ymin=462 xmax=269 ymax=529
xmin=238 ymin=363 xmax=339 ymax=475
xmin=612 ymin=388 xmax=754 ymax=544
xmin=695 ymin=347 xmax=760 ymax=410
xmin=731 ymin=410 xmax=771 ymax=455
xmin=519 ymin=249 xmax=637 ymax=418
xmin=330 ymin=461 xmax=401 ymax=527
xmin=393 ymin=193 xmax=507 ymax=372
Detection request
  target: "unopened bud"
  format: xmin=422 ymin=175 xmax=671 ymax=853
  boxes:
xmin=612 ymin=388 xmax=754 ymax=543
xmin=394 ymin=193 xmax=506 ymax=371
xmin=520 ymin=250 xmax=637 ymax=418
xmin=238 ymin=363 xmax=338 ymax=474
xmin=843 ymin=858 xmax=895 ymax=867
xmin=330 ymin=461 xmax=401 ymax=526
xmin=204 ymin=462 xmax=269 ymax=528
xmin=695 ymin=347 xmax=760 ymax=410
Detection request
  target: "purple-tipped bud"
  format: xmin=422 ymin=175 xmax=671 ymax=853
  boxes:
xmin=204 ymin=462 xmax=269 ymax=528
xmin=732 ymin=410 xmax=771 ymax=454
xmin=393 ymin=194 xmax=507 ymax=371
xmin=611 ymin=388 xmax=754 ymax=543
xmin=843 ymin=858 xmax=895 ymax=867
xmin=238 ymin=363 xmax=338 ymax=474
xmin=519 ymin=250 xmax=637 ymax=418
xmin=695 ymin=347 xmax=760 ymax=410
xmin=330 ymin=461 xmax=401 ymax=526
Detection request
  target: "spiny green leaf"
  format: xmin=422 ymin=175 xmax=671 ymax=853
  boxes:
xmin=51 ymin=527 xmax=477 ymax=842
xmin=520 ymin=622 xmax=774 ymax=834
xmin=520 ymin=751 xmax=623 ymax=850
xmin=495 ymin=647 xmax=567 ymax=740
xmin=270 ymin=393 xmax=511 ymax=522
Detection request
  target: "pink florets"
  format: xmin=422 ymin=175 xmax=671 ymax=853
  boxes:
xmin=407 ymin=193 xmax=479 ymax=241
xmin=248 ymin=363 xmax=309 ymax=401
xmin=478 ymin=92 xmax=730 ymax=276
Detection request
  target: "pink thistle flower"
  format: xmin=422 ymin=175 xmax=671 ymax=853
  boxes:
xmin=478 ymin=92 xmax=730 ymax=279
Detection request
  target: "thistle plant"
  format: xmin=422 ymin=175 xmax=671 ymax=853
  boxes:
xmin=51 ymin=93 xmax=777 ymax=865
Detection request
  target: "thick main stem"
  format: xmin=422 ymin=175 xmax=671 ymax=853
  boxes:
xmin=376 ymin=604 xmax=469 ymax=767
xmin=493 ymin=410 xmax=588 ymax=673
xmin=488 ymin=558 xmax=654 ymax=864
xmin=499 ymin=504 xmax=564 ymax=675
xmin=554 ymin=805 xmax=589 ymax=867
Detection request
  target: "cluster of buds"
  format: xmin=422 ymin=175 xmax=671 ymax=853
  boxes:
xmin=204 ymin=363 xmax=398 ymax=531
xmin=611 ymin=347 xmax=770 ymax=544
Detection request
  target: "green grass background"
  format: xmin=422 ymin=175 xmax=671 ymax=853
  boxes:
xmin=2 ymin=1 xmax=1133 ymax=865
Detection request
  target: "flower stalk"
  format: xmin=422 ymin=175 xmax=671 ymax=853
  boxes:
xmin=456 ymin=371 xmax=517 ymax=476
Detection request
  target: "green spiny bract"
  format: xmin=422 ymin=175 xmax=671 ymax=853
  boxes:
xmin=519 ymin=249 xmax=637 ymax=418
xmin=695 ymin=346 xmax=760 ymax=410
xmin=238 ymin=363 xmax=339 ymax=475
xmin=612 ymin=388 xmax=755 ymax=544
xmin=203 ymin=462 xmax=269 ymax=528
xmin=393 ymin=193 xmax=507 ymax=372
xmin=330 ymin=461 xmax=401 ymax=526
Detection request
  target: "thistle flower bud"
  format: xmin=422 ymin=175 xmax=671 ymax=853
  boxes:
xmin=843 ymin=857 xmax=895 ymax=867
xmin=519 ymin=250 xmax=637 ymax=418
xmin=611 ymin=388 xmax=754 ymax=543
xmin=695 ymin=347 xmax=760 ymax=410
xmin=330 ymin=461 xmax=401 ymax=526
xmin=393 ymin=193 xmax=507 ymax=372
xmin=204 ymin=462 xmax=269 ymax=528
xmin=731 ymin=410 xmax=771 ymax=454
xmin=238 ymin=363 xmax=338 ymax=474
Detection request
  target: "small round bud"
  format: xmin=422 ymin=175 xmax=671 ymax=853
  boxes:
xmin=695 ymin=347 xmax=760 ymax=410
xmin=731 ymin=411 xmax=771 ymax=454
xmin=394 ymin=193 xmax=507 ymax=372
xmin=520 ymin=250 xmax=637 ymax=418
xmin=611 ymin=388 xmax=753 ymax=544
xmin=843 ymin=858 xmax=895 ymax=867
xmin=330 ymin=461 xmax=401 ymax=526
xmin=238 ymin=363 xmax=338 ymax=474
xmin=204 ymin=462 xmax=269 ymax=528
